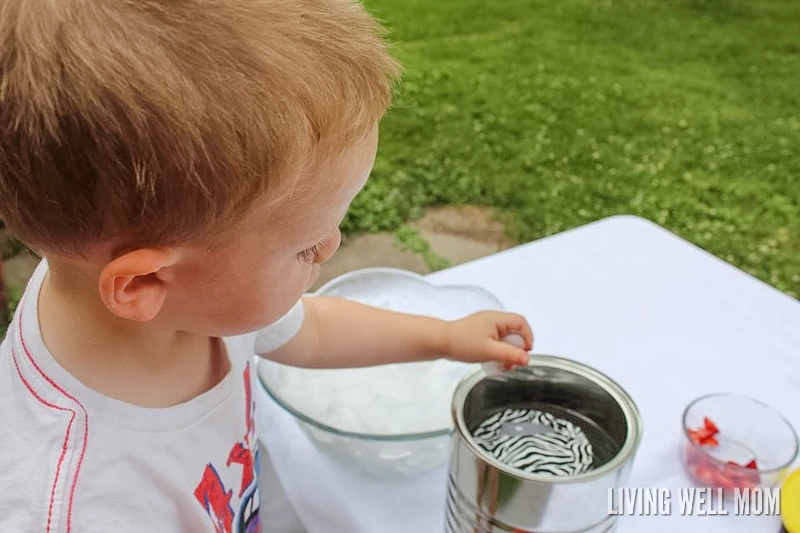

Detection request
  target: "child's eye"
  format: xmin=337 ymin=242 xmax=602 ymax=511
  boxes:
xmin=297 ymin=242 xmax=323 ymax=263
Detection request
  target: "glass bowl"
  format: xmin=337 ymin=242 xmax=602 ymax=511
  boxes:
xmin=258 ymin=267 xmax=505 ymax=478
xmin=681 ymin=393 xmax=799 ymax=498
xmin=258 ymin=359 xmax=457 ymax=477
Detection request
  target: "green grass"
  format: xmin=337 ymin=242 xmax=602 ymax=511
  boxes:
xmin=1 ymin=0 xmax=798 ymax=339
xmin=343 ymin=0 xmax=800 ymax=298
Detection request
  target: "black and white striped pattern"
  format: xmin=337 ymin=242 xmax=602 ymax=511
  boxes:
xmin=472 ymin=408 xmax=594 ymax=476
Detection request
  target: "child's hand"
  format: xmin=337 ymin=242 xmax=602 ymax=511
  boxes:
xmin=444 ymin=311 xmax=533 ymax=366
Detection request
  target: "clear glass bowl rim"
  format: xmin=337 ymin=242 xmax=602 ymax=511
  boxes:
xmin=255 ymin=267 xmax=505 ymax=442
xmin=681 ymin=391 xmax=800 ymax=474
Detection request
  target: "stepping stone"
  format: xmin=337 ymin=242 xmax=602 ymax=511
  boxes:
xmin=313 ymin=205 xmax=509 ymax=290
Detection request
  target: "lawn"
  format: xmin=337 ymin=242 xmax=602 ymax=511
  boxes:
xmin=345 ymin=0 xmax=800 ymax=298
xmin=1 ymin=0 xmax=799 ymax=334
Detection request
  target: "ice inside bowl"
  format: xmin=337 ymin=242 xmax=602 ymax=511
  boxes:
xmin=261 ymin=359 xmax=476 ymax=436
xmin=257 ymin=267 xmax=506 ymax=476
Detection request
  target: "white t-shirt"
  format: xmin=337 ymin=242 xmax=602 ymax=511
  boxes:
xmin=0 ymin=261 xmax=305 ymax=533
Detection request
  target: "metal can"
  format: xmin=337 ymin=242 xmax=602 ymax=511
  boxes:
xmin=445 ymin=355 xmax=643 ymax=533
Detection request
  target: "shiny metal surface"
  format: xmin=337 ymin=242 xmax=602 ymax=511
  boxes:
xmin=445 ymin=355 xmax=643 ymax=533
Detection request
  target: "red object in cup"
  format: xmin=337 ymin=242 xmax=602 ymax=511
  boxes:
xmin=704 ymin=417 xmax=719 ymax=434
xmin=688 ymin=429 xmax=719 ymax=447
xmin=684 ymin=417 xmax=761 ymax=495
xmin=688 ymin=418 xmax=722 ymax=447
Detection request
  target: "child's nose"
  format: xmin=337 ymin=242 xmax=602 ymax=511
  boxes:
xmin=314 ymin=229 xmax=341 ymax=264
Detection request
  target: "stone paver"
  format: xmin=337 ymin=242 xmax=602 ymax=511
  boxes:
xmin=412 ymin=205 xmax=509 ymax=245
xmin=311 ymin=233 xmax=430 ymax=290
xmin=313 ymin=205 xmax=508 ymax=290
xmin=411 ymin=205 xmax=511 ymax=267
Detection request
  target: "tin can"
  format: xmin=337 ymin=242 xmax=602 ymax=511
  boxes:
xmin=445 ymin=355 xmax=643 ymax=533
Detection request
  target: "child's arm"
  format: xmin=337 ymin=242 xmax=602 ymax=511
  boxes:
xmin=260 ymin=296 xmax=533 ymax=368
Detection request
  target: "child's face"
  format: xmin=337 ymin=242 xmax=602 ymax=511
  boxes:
xmin=161 ymin=128 xmax=379 ymax=336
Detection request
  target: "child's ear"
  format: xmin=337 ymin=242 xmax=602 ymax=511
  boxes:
xmin=98 ymin=248 xmax=179 ymax=322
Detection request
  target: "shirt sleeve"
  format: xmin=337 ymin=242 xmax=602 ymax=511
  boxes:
xmin=253 ymin=300 xmax=305 ymax=355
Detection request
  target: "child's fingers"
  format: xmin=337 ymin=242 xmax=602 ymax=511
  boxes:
xmin=492 ymin=312 xmax=534 ymax=351
xmin=486 ymin=339 xmax=530 ymax=366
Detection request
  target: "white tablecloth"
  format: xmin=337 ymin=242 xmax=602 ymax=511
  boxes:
xmin=256 ymin=215 xmax=800 ymax=533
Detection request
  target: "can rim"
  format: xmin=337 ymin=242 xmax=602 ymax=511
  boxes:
xmin=451 ymin=354 xmax=644 ymax=484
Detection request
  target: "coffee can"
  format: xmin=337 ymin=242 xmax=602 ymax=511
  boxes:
xmin=445 ymin=355 xmax=643 ymax=533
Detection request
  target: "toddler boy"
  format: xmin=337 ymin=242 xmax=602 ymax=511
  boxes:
xmin=0 ymin=0 xmax=533 ymax=531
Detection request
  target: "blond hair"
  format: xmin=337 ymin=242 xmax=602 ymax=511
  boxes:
xmin=0 ymin=0 xmax=400 ymax=256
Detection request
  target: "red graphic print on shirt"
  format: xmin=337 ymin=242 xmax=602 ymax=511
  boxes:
xmin=194 ymin=362 xmax=261 ymax=533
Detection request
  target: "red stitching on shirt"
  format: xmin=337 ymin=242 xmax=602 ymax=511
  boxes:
xmin=17 ymin=302 xmax=89 ymax=533
xmin=11 ymin=345 xmax=76 ymax=533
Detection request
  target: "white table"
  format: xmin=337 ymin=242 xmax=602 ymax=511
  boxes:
xmin=256 ymin=215 xmax=800 ymax=533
